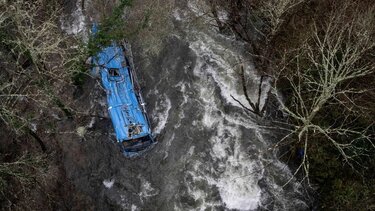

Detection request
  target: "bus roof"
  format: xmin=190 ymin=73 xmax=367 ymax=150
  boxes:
xmin=95 ymin=44 xmax=151 ymax=141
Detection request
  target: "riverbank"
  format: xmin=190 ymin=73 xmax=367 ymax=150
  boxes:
xmin=2 ymin=0 xmax=373 ymax=210
xmin=207 ymin=0 xmax=375 ymax=209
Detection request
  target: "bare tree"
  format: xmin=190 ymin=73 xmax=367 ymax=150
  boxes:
xmin=260 ymin=0 xmax=307 ymax=37
xmin=273 ymin=3 xmax=375 ymax=184
xmin=5 ymin=0 xmax=74 ymax=79
xmin=231 ymin=65 xmax=271 ymax=117
xmin=0 ymin=152 xmax=48 ymax=208
xmin=0 ymin=0 xmax=78 ymax=133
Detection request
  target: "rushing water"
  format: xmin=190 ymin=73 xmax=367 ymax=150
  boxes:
xmin=60 ymin=1 xmax=309 ymax=210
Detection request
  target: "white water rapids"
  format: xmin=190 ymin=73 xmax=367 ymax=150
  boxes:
xmin=60 ymin=0 xmax=309 ymax=210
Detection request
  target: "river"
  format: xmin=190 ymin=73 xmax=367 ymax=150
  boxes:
xmin=59 ymin=0 xmax=309 ymax=210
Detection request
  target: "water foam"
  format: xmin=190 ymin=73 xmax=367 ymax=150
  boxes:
xmin=152 ymin=94 xmax=172 ymax=134
xmin=60 ymin=0 xmax=86 ymax=36
xmin=181 ymin=46 xmax=263 ymax=209
xmin=103 ymin=179 xmax=115 ymax=189
xmin=138 ymin=176 xmax=159 ymax=204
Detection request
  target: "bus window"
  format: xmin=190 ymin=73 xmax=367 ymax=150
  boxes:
xmin=109 ymin=68 xmax=120 ymax=77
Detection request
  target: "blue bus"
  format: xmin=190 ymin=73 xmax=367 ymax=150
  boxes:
xmin=91 ymin=29 xmax=156 ymax=157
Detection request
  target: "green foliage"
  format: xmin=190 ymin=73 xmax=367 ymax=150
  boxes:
xmin=72 ymin=0 xmax=134 ymax=86
xmin=71 ymin=0 xmax=157 ymax=85
xmin=87 ymin=0 xmax=133 ymax=56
